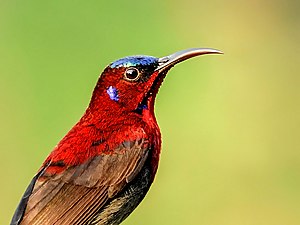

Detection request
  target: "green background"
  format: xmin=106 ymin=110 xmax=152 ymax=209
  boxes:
xmin=1 ymin=1 xmax=299 ymax=224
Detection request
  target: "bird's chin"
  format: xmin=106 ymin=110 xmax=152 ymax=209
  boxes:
xmin=135 ymin=69 xmax=170 ymax=114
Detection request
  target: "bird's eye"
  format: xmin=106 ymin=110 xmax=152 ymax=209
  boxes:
xmin=124 ymin=67 xmax=140 ymax=81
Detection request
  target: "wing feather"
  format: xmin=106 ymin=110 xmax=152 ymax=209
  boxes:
xmin=16 ymin=138 xmax=149 ymax=225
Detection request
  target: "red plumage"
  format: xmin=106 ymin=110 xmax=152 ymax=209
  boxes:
xmin=11 ymin=48 xmax=222 ymax=225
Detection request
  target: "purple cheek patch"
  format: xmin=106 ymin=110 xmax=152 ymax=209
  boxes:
xmin=106 ymin=86 xmax=119 ymax=102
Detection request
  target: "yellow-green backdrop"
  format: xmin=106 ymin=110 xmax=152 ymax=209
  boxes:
xmin=1 ymin=1 xmax=299 ymax=224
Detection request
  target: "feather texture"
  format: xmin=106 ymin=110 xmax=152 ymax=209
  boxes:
xmin=14 ymin=139 xmax=150 ymax=225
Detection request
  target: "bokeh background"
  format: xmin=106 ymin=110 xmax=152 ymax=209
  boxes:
xmin=1 ymin=1 xmax=299 ymax=224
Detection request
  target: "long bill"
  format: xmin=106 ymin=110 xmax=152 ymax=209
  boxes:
xmin=156 ymin=48 xmax=223 ymax=72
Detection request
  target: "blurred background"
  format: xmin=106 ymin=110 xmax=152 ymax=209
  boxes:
xmin=1 ymin=1 xmax=299 ymax=224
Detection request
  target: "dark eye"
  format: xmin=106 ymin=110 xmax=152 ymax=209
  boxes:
xmin=124 ymin=67 xmax=140 ymax=81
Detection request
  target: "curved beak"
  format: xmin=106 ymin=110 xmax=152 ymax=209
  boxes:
xmin=156 ymin=48 xmax=223 ymax=72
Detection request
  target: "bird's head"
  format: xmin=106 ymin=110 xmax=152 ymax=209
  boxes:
xmin=89 ymin=48 xmax=222 ymax=115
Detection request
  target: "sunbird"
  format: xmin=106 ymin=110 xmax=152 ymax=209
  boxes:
xmin=11 ymin=48 xmax=222 ymax=225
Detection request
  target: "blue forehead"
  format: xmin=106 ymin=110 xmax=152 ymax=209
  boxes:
xmin=110 ymin=55 xmax=158 ymax=68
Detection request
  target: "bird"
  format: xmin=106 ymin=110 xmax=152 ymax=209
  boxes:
xmin=11 ymin=48 xmax=222 ymax=225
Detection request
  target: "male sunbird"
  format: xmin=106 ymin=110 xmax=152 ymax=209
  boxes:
xmin=11 ymin=48 xmax=222 ymax=225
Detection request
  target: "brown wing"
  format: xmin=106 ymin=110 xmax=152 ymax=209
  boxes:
xmin=18 ymin=139 xmax=149 ymax=225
